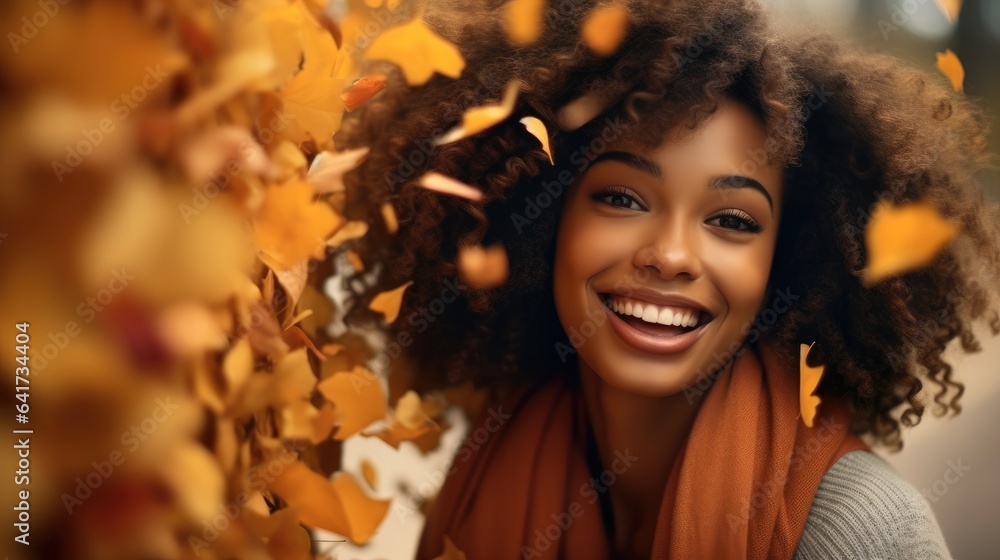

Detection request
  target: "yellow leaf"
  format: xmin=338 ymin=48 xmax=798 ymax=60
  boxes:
xmin=223 ymin=338 xmax=254 ymax=398
xmin=361 ymin=459 xmax=378 ymax=490
xmin=365 ymin=17 xmax=466 ymax=86
xmin=369 ymin=281 xmax=413 ymax=323
xmin=330 ymin=472 xmax=391 ymax=544
xmin=436 ymin=81 xmax=520 ymax=145
xmin=394 ymin=391 xmax=432 ymax=429
xmin=381 ymin=201 xmax=399 ymax=234
xmin=933 ymin=0 xmax=962 ymax=21
xmin=519 ymin=116 xmax=554 ymax=163
xmin=799 ymin=342 xmax=824 ymax=428
xmin=317 ymin=366 xmax=388 ymax=439
xmin=161 ymin=442 xmax=225 ymax=521
xmin=935 ymin=49 xmax=964 ymax=92
xmin=418 ymin=172 xmax=484 ymax=201
xmin=157 ymin=302 xmax=228 ymax=356
xmin=273 ymin=258 xmax=309 ymax=309
xmin=862 ymin=202 xmax=958 ymax=285
xmin=327 ymin=220 xmax=370 ymax=248
xmin=433 ymin=536 xmax=468 ymax=560
xmin=458 ymin=244 xmax=509 ymax=288
xmin=582 ymin=4 xmax=629 ymax=57
xmin=505 ymin=0 xmax=545 ymax=46
xmin=253 ymin=181 xmax=343 ymax=269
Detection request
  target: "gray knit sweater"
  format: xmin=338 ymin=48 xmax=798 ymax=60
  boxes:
xmin=794 ymin=450 xmax=953 ymax=559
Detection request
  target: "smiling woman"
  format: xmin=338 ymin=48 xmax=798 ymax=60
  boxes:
xmin=335 ymin=0 xmax=1000 ymax=558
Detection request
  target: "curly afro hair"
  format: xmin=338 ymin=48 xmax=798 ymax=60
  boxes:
xmin=335 ymin=0 xmax=1000 ymax=449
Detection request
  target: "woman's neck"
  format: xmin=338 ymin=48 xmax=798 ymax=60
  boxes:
xmin=577 ymin=362 xmax=711 ymax=559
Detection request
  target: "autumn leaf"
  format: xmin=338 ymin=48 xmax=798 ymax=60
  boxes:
xmin=317 ymin=366 xmax=388 ymax=439
xmin=365 ymin=17 xmax=466 ymax=86
xmin=520 ymin=116 xmax=554 ymax=163
xmin=329 ymin=472 xmax=391 ymax=544
xmin=862 ymin=202 xmax=958 ymax=285
xmin=505 ymin=0 xmax=545 ymax=46
xmin=381 ymin=201 xmax=399 ymax=233
xmin=361 ymin=459 xmax=378 ymax=490
xmin=556 ymin=93 xmax=609 ymax=131
xmin=371 ymin=391 xmax=446 ymax=453
xmin=433 ymin=536 xmax=468 ymax=560
xmin=369 ymin=280 xmax=413 ymax=323
xmin=342 ymin=75 xmax=387 ymax=111
xmin=582 ymin=4 xmax=629 ymax=57
xmin=934 ymin=0 xmax=962 ymax=22
xmin=308 ymin=147 xmax=370 ymax=194
xmin=418 ymin=172 xmax=484 ymax=201
xmin=436 ymin=81 xmax=521 ymax=145
xmin=458 ymin=244 xmax=509 ymax=288
xmin=253 ymin=181 xmax=343 ymax=269
xmin=327 ymin=221 xmax=369 ymax=248
xmin=799 ymin=342 xmax=824 ymax=428
xmin=935 ymin=49 xmax=964 ymax=92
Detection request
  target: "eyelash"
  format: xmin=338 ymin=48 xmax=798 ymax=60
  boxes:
xmin=591 ymin=186 xmax=764 ymax=233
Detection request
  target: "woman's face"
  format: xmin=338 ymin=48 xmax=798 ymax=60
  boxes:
xmin=553 ymin=98 xmax=784 ymax=396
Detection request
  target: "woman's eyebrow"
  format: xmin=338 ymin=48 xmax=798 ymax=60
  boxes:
xmin=590 ymin=151 xmax=662 ymax=179
xmin=709 ymin=174 xmax=773 ymax=210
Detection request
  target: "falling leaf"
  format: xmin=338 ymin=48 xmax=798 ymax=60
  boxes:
xmin=381 ymin=201 xmax=399 ymax=233
xmin=308 ymin=147 xmax=370 ymax=194
xmin=505 ymin=0 xmax=545 ymax=46
xmin=369 ymin=281 xmax=413 ymax=323
xmin=361 ymin=459 xmax=377 ymax=490
xmin=519 ymin=116 xmax=554 ymax=163
xmin=346 ymin=250 xmax=366 ymax=271
xmin=418 ymin=172 xmax=484 ymax=201
xmin=933 ymin=0 xmax=962 ymax=22
xmin=458 ymin=244 xmax=509 ymax=287
xmin=935 ymin=49 xmax=964 ymax=92
xmin=161 ymin=442 xmax=226 ymax=521
xmin=862 ymin=202 xmax=958 ymax=285
xmin=156 ymin=302 xmax=228 ymax=356
xmin=223 ymin=338 xmax=254 ymax=397
xmin=371 ymin=391 xmax=445 ymax=453
xmin=329 ymin=472 xmax=391 ymax=544
xmin=433 ymin=536 xmax=468 ymax=560
xmin=342 ymin=75 xmax=387 ymax=111
xmin=436 ymin=81 xmax=520 ymax=145
xmin=394 ymin=391 xmax=432 ymax=429
xmin=317 ymin=366 xmax=388 ymax=439
xmin=582 ymin=4 xmax=629 ymax=57
xmin=799 ymin=342 xmax=824 ymax=428
xmin=273 ymin=348 xmax=318 ymax=405
xmin=327 ymin=220 xmax=369 ymax=248
xmin=365 ymin=17 xmax=466 ymax=86
xmin=273 ymin=259 xmax=309 ymax=309
xmin=253 ymin=181 xmax=343 ymax=269
xmin=556 ymin=93 xmax=608 ymax=131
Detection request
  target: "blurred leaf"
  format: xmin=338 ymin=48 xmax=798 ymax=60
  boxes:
xmin=935 ymin=49 xmax=964 ymax=92
xmin=369 ymin=280 xmax=414 ymax=323
xmin=505 ymin=0 xmax=545 ymax=46
xmin=799 ymin=342 xmax=823 ymax=428
xmin=862 ymin=202 xmax=958 ymax=285
xmin=436 ymin=81 xmax=520 ymax=145
xmin=317 ymin=366 xmax=389 ymax=439
xmin=365 ymin=17 xmax=466 ymax=86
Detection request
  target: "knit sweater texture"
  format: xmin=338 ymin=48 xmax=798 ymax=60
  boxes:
xmin=794 ymin=450 xmax=952 ymax=559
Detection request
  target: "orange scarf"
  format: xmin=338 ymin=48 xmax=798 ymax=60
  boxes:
xmin=417 ymin=342 xmax=868 ymax=559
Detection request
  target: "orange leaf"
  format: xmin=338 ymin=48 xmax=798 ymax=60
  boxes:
xmin=933 ymin=0 xmax=962 ymax=21
xmin=862 ymin=202 xmax=958 ymax=285
xmin=369 ymin=280 xmax=413 ymax=323
xmin=361 ymin=459 xmax=378 ymax=490
xmin=505 ymin=0 xmax=545 ymax=46
xmin=330 ymin=472 xmax=391 ymax=544
xmin=308 ymin=147 xmax=370 ymax=194
xmin=935 ymin=49 xmax=964 ymax=92
xmin=799 ymin=342 xmax=824 ymax=428
xmin=342 ymin=74 xmax=387 ymax=111
xmin=317 ymin=366 xmax=388 ymax=439
xmin=436 ymin=81 xmax=520 ymax=145
xmin=582 ymin=4 xmax=629 ymax=57
xmin=364 ymin=17 xmax=466 ymax=86
xmin=519 ymin=116 xmax=554 ymax=163
xmin=418 ymin=172 xmax=484 ymax=201
xmin=458 ymin=244 xmax=509 ymax=288
xmin=326 ymin=220 xmax=369 ymax=248
xmin=433 ymin=536 xmax=468 ymax=560
xmin=381 ymin=201 xmax=399 ymax=234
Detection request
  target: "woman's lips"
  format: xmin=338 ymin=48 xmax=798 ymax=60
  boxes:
xmin=599 ymin=294 xmax=711 ymax=355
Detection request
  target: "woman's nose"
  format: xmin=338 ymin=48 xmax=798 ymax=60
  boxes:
xmin=633 ymin=221 xmax=704 ymax=280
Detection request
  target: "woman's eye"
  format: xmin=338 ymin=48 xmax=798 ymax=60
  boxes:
xmin=592 ymin=188 xmax=644 ymax=210
xmin=707 ymin=212 xmax=763 ymax=233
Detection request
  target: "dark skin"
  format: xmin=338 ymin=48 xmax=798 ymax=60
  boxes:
xmin=552 ymin=98 xmax=785 ymax=559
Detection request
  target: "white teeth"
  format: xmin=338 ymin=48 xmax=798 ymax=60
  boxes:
xmin=657 ymin=307 xmax=673 ymax=326
xmin=604 ymin=294 xmax=706 ymax=328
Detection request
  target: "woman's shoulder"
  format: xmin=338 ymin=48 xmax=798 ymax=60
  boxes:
xmin=795 ymin=450 xmax=953 ymax=560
